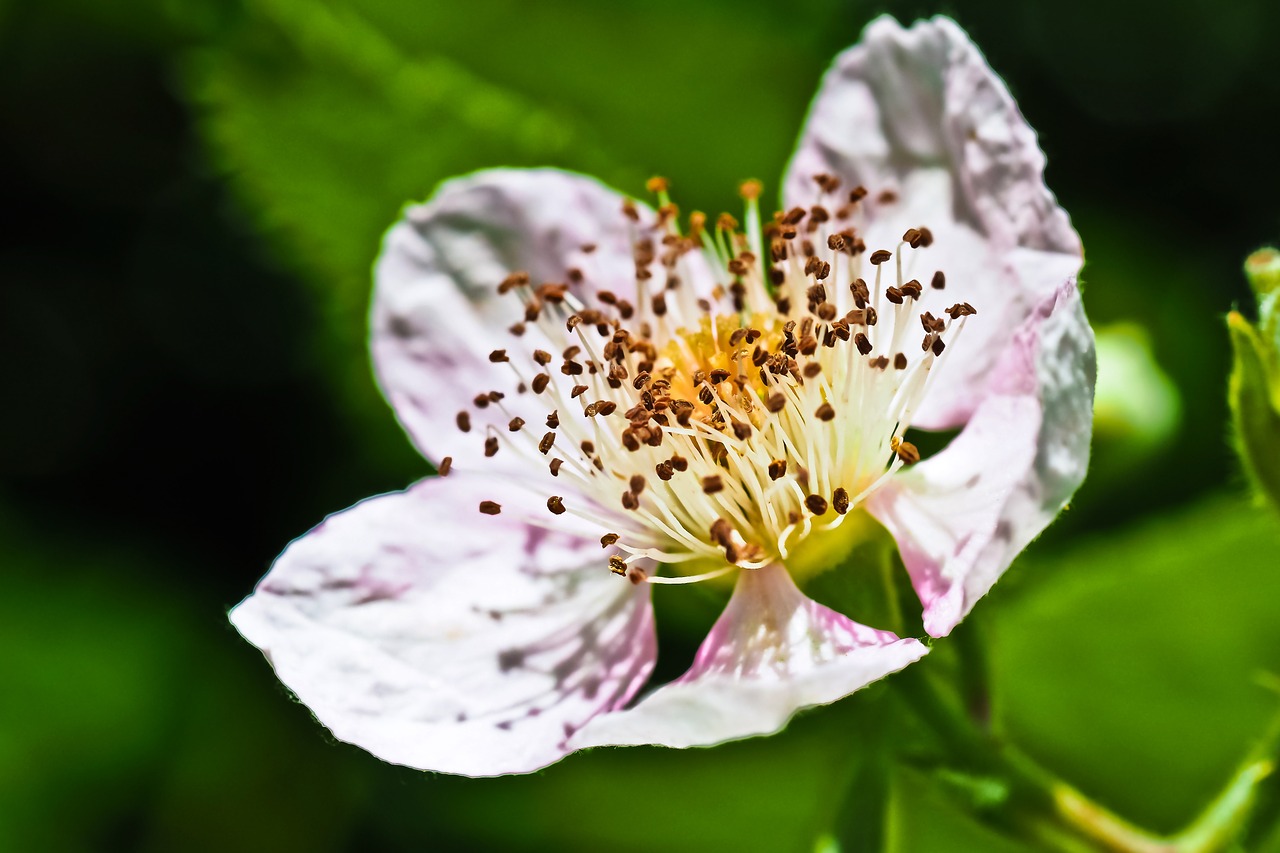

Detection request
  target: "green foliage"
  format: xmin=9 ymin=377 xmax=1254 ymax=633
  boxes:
xmin=1228 ymin=249 xmax=1280 ymax=512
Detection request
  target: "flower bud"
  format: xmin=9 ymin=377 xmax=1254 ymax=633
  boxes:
xmin=1228 ymin=248 xmax=1280 ymax=510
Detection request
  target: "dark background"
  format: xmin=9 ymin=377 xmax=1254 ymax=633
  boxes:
xmin=2 ymin=0 xmax=1279 ymax=850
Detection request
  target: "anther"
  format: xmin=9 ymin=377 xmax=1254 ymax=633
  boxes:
xmin=869 ymin=249 xmax=892 ymax=265
xmin=894 ymin=353 xmax=908 ymax=370
xmin=456 ymin=411 xmax=471 ymax=433
xmin=506 ymin=417 xmax=524 ymax=432
xmin=609 ymin=555 xmax=628 ymax=576
xmin=803 ymin=362 xmax=822 ymax=379
xmin=768 ymin=459 xmax=787 ymax=480
xmin=894 ymin=440 xmax=921 ymax=465
xmin=571 ymin=384 xmax=588 ymax=398
xmin=532 ymin=373 xmax=550 ymax=394
xmin=479 ymin=501 xmax=502 ymax=515
xmin=815 ymin=402 xmax=835 ymax=421
xmin=902 ymin=228 xmax=922 ymax=247
xmin=932 ymin=271 xmax=946 ymax=290
xmin=497 ymin=272 xmax=529 ymax=294
xmin=855 ymin=333 xmax=873 ymax=356
xmin=670 ymin=454 xmax=688 ymax=472
xmin=702 ymin=475 xmax=724 ymax=494
xmin=805 ymin=494 xmax=829 ymax=515
xmin=832 ymin=488 xmax=850 ymax=515
xmin=484 ymin=436 xmax=499 ymax=457
xmin=508 ymin=322 xmax=526 ymax=336
xmin=489 ymin=349 xmax=509 ymax=363
xmin=630 ymin=474 xmax=646 ymax=495
xmin=547 ymin=496 xmax=566 ymax=515
xmin=627 ymin=567 xmax=648 ymax=585
xmin=621 ymin=491 xmax=639 ymax=510
xmin=546 ymin=410 xmax=560 ymax=428
xmin=538 ymin=432 xmax=555 ymax=454
xmin=438 ymin=457 xmax=453 ymax=477
xmin=549 ymin=458 xmax=563 ymax=476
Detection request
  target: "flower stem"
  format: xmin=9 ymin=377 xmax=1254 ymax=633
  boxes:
xmin=890 ymin=664 xmax=1280 ymax=853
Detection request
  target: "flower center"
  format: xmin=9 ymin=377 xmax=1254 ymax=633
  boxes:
xmin=457 ymin=175 xmax=976 ymax=585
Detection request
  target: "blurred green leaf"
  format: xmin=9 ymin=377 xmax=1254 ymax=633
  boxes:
xmin=989 ymin=493 xmax=1280 ymax=833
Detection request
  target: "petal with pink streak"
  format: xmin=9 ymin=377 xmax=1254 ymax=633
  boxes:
xmin=569 ymin=564 xmax=926 ymax=750
xmin=867 ymin=281 xmax=1095 ymax=637
xmin=784 ymin=16 xmax=1082 ymax=428
xmin=372 ymin=168 xmax=716 ymax=467
xmin=230 ymin=472 xmax=655 ymax=777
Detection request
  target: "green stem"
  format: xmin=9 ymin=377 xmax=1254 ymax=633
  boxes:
xmin=891 ymin=665 xmax=1279 ymax=853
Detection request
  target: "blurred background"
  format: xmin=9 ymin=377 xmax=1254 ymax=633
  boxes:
xmin=2 ymin=0 xmax=1279 ymax=850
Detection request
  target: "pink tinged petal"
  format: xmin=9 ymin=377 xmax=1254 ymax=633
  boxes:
xmin=867 ymin=281 xmax=1095 ymax=637
xmin=230 ymin=472 xmax=656 ymax=777
xmin=372 ymin=168 xmax=716 ymax=468
xmin=568 ymin=564 xmax=927 ymax=750
xmin=784 ymin=16 xmax=1082 ymax=428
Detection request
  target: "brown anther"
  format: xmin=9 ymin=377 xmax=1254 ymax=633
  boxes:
xmin=701 ymin=475 xmax=724 ymax=494
xmin=885 ymin=286 xmax=904 ymax=305
xmin=803 ymin=362 xmax=822 ymax=379
xmin=932 ymin=270 xmax=946 ymax=290
xmin=902 ymin=228 xmax=921 ymax=247
xmin=484 ymin=436 xmax=499 ymax=457
xmin=629 ymin=474 xmax=646 ymax=495
xmin=810 ymin=205 xmax=830 ymax=223
xmin=583 ymin=401 xmax=601 ymax=417
xmin=817 ymin=303 xmax=837 ymax=321
xmin=570 ymin=384 xmax=588 ymax=398
xmin=621 ymin=491 xmax=639 ymax=510
xmin=479 ymin=500 xmax=502 ymax=515
xmin=597 ymin=401 xmax=617 ymax=416
xmin=545 ymin=410 xmax=560 ymax=429
xmin=917 ymin=226 xmax=934 ymax=247
xmin=805 ymin=494 xmax=829 ymax=515
xmin=456 ymin=411 xmax=471 ymax=433
xmin=698 ymin=385 xmax=714 ymax=405
xmin=869 ymin=249 xmax=892 ymax=265
xmin=709 ymin=368 xmax=731 ymax=384
xmin=531 ymin=373 xmax=551 ymax=394
xmin=946 ymin=302 xmax=977 ymax=320
xmin=709 ymin=518 xmax=733 ymax=546
xmin=438 ymin=457 xmax=453 ymax=477
xmin=533 ymin=349 xmax=552 ymax=366
xmin=549 ymin=458 xmax=564 ymax=476
xmin=768 ymin=459 xmax=787 ymax=480
xmin=848 ymin=185 xmax=868 ymax=202
xmin=670 ymin=454 xmax=688 ymax=472
xmin=538 ymin=432 xmax=556 ymax=455
xmin=827 ymin=233 xmax=847 ymax=252
xmin=817 ymin=261 xmax=831 ymax=281
xmin=815 ymin=402 xmax=835 ymax=421
xmin=832 ymin=487 xmax=850 ymax=515
xmin=895 ymin=440 xmax=921 ymax=465
xmin=813 ymin=173 xmax=842 ymax=194
xmin=652 ymin=293 xmax=667 ymax=316
xmin=473 ymin=393 xmax=491 ymax=409
xmin=871 ymin=355 xmax=890 ymax=370
xmin=497 ymin=271 xmax=530 ymax=294
xmin=601 ymin=533 xmax=620 ymax=548
xmin=622 ymin=200 xmax=640 ymax=222
xmin=508 ymin=417 xmax=525 ymax=432
xmin=878 ymin=189 xmax=898 ymax=204
xmin=900 ymin=280 xmax=923 ymax=299
xmin=931 ymin=336 xmax=946 ymax=356
xmin=609 ymin=555 xmax=628 ymax=576
xmin=855 ymin=333 xmax=873 ymax=356
xmin=488 ymin=349 xmax=509 ymax=363
xmin=716 ymin=213 xmax=739 ymax=232
xmin=894 ymin=353 xmax=908 ymax=370
xmin=561 ymin=360 xmax=583 ymax=376
xmin=731 ymin=420 xmax=752 ymax=441
xmin=655 ymin=461 xmax=674 ymax=481
xmin=547 ymin=496 xmax=566 ymax=515
xmin=581 ymin=440 xmax=595 ymax=455
xmin=866 ymin=307 xmax=878 ymax=326
xmin=508 ymin=322 xmax=526 ymax=336
xmin=627 ymin=567 xmax=648 ymax=585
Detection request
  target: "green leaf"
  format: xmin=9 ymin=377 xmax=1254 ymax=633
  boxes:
xmin=988 ymin=494 xmax=1280 ymax=833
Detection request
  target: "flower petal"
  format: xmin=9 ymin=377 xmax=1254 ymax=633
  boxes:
xmin=784 ymin=16 xmax=1082 ymax=428
xmin=568 ymin=564 xmax=926 ymax=750
xmin=866 ymin=281 xmax=1095 ymax=637
xmin=230 ymin=471 xmax=656 ymax=776
xmin=372 ymin=168 xmax=714 ymax=466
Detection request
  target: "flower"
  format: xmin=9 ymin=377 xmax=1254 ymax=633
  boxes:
xmin=230 ymin=15 xmax=1095 ymax=777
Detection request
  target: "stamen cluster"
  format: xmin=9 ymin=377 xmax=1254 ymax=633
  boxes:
xmin=451 ymin=175 xmax=976 ymax=584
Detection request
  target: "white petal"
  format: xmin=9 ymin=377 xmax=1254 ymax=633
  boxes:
xmin=372 ymin=168 xmax=714 ymax=467
xmin=785 ymin=16 xmax=1082 ymax=428
xmin=867 ymin=282 xmax=1095 ymax=637
xmin=569 ymin=564 xmax=926 ymax=749
xmin=230 ymin=472 xmax=655 ymax=776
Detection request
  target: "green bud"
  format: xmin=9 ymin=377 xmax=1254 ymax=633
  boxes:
xmin=1228 ymin=247 xmax=1280 ymax=511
